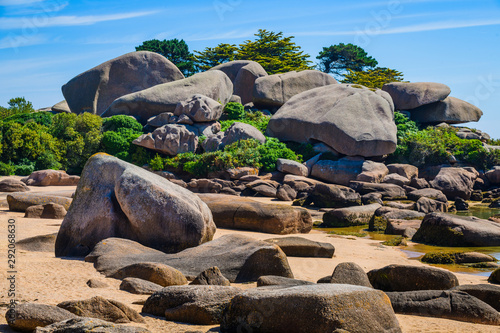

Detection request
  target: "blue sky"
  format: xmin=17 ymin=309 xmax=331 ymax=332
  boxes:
xmin=1 ymin=0 xmax=499 ymax=137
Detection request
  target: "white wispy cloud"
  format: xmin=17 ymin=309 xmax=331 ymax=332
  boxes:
xmin=6 ymin=2 xmax=69 ymax=15
xmin=0 ymin=33 xmax=47 ymax=49
xmin=293 ymin=18 xmax=500 ymax=36
xmin=0 ymin=10 xmax=159 ymax=29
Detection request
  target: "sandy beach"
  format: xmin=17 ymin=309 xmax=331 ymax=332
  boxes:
xmin=0 ymin=181 xmax=498 ymax=333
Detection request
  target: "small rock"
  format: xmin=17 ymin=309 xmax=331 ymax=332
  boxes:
xmin=120 ymin=278 xmax=163 ymax=295
xmin=190 ymin=266 xmax=230 ymax=286
xmin=110 ymin=262 xmax=187 ymax=287
xmin=86 ymin=278 xmax=109 ymax=288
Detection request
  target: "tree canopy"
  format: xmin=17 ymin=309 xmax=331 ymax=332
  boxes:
xmin=236 ymin=29 xmax=313 ymax=74
xmin=341 ymin=67 xmax=405 ymax=89
xmin=194 ymin=43 xmax=238 ymax=71
xmin=0 ymin=97 xmax=34 ymax=120
xmin=316 ymin=43 xmax=378 ymax=78
xmin=135 ymin=38 xmax=195 ymax=76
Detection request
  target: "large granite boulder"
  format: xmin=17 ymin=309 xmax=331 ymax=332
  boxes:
xmin=55 ymin=154 xmax=215 ymax=257
xmin=253 ymin=70 xmax=337 ymax=108
xmin=323 ymin=203 xmax=381 ymax=227
xmin=257 ymin=276 xmax=314 ymax=287
xmin=120 ymin=278 xmax=163 ymax=295
xmin=85 ymin=235 xmax=293 ymax=283
xmin=34 ymin=318 xmax=150 ymax=333
xmin=407 ymin=188 xmax=447 ymax=203
xmin=51 ymin=100 xmax=70 ymax=113
xmin=103 ymin=70 xmax=233 ymax=122
xmin=57 ymin=296 xmax=145 ymax=323
xmin=266 ymin=84 xmax=397 ymax=157
xmin=387 ymin=163 xmax=418 ymax=180
xmin=264 ymin=237 xmax=335 ymax=258
xmin=356 ymin=161 xmax=389 ymax=183
xmin=25 ymin=203 xmax=67 ymax=219
xmin=308 ymin=182 xmax=362 ymax=208
xmin=210 ymin=60 xmax=267 ymax=104
xmin=276 ymin=158 xmax=308 ymax=177
xmin=7 ymin=193 xmax=72 ymax=212
xmin=220 ymin=284 xmax=402 ymax=333
xmin=311 ymin=157 xmax=364 ymax=186
xmin=452 ymin=284 xmax=500 ymax=311
xmin=173 ymin=94 xmax=223 ymax=122
xmin=222 ymin=122 xmax=266 ymax=146
xmin=386 ymin=290 xmax=500 ymax=325
xmin=485 ymin=166 xmax=500 ymax=184
xmin=62 ymin=51 xmax=183 ymax=115
xmin=25 ymin=170 xmax=79 ymax=186
xmin=0 ymin=178 xmax=30 ymax=192
xmin=409 ymin=96 xmax=483 ymax=124
xmin=327 ymin=262 xmax=373 ymax=288
xmin=143 ymin=285 xmax=241 ymax=324
xmin=430 ymin=167 xmax=477 ymax=200
xmin=350 ymin=181 xmax=406 ymax=200
xmin=110 ymin=262 xmax=187 ymax=286
xmin=382 ymin=82 xmax=451 ymax=110
xmin=6 ymin=303 xmax=78 ymax=332
xmin=198 ymin=194 xmax=312 ymax=234
xmin=368 ymin=264 xmax=459 ymax=291
xmin=133 ymin=124 xmax=198 ymax=155
xmin=412 ymin=213 xmax=500 ymax=247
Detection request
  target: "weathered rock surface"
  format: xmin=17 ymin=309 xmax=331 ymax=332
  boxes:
xmin=382 ymin=82 xmax=451 ymax=110
xmin=86 ymin=278 xmax=109 ymax=288
xmin=210 ymin=60 xmax=267 ymax=104
xmin=311 ymin=157 xmax=364 ymax=186
xmin=25 ymin=203 xmax=67 ymax=219
xmin=415 ymin=197 xmax=448 ymax=213
xmin=329 ymin=262 xmax=372 ymax=288
xmin=0 ymin=178 xmax=30 ymax=192
xmin=386 ymin=290 xmax=500 ymax=325
xmin=103 ymin=70 xmax=233 ymax=122
xmin=383 ymin=173 xmax=410 ymax=187
xmin=264 ymin=237 xmax=334 ymax=258
xmin=221 ymin=284 xmax=402 ymax=333
xmin=430 ymin=167 xmax=477 ymax=200
xmin=257 ymin=275 xmax=314 ymax=287
xmin=409 ymin=96 xmax=483 ymax=124
xmin=369 ymin=207 xmax=425 ymax=232
xmin=57 ymin=296 xmax=145 ymax=323
xmin=34 ymin=318 xmax=150 ymax=333
xmin=308 ymin=182 xmax=362 ymax=208
xmin=190 ymin=266 xmax=230 ymax=286
xmin=323 ymin=203 xmax=381 ymax=227
xmin=412 ymin=212 xmax=500 ymax=247
xmin=253 ymin=70 xmax=337 ymax=108
xmin=350 ymin=181 xmax=406 ymax=200
xmin=276 ymin=184 xmax=297 ymax=201
xmin=276 ymin=158 xmax=308 ymax=177
xmin=143 ymin=285 xmax=241 ymax=324
xmin=133 ymin=124 xmax=198 ymax=155
xmin=222 ymin=122 xmax=266 ymax=145
xmin=55 ymin=154 xmax=215 ymax=257
xmin=490 ymin=268 xmax=500 ymax=284
xmin=367 ymin=264 xmax=459 ymax=291
xmin=7 ymin=193 xmax=72 ymax=212
xmin=198 ymin=194 xmax=312 ymax=234
xmin=173 ymin=94 xmax=223 ymax=122
xmin=387 ymin=163 xmax=419 ymax=180
xmin=356 ymin=161 xmax=389 ymax=183
xmin=452 ymin=284 xmax=500 ymax=311
xmin=485 ymin=166 xmax=500 ymax=184
xmin=266 ymin=84 xmax=397 ymax=157
xmin=85 ymin=235 xmax=293 ymax=283
xmin=407 ymin=188 xmax=447 ymax=203
xmin=62 ymin=51 xmax=183 ymax=115
xmin=25 ymin=170 xmax=80 ymax=186
xmin=110 ymin=262 xmax=187 ymax=286
xmin=120 ymin=278 xmax=163 ymax=295
xmin=6 ymin=303 xmax=78 ymax=332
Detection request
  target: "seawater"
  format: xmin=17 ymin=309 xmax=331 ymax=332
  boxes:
xmin=316 ymin=206 xmax=500 ymax=276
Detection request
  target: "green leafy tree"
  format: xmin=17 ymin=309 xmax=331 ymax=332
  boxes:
xmin=136 ymin=39 xmax=195 ymax=76
xmin=0 ymin=97 xmax=35 ymax=119
xmin=236 ymin=29 xmax=313 ymax=74
xmin=341 ymin=67 xmax=405 ymax=89
xmin=194 ymin=43 xmax=238 ymax=71
xmin=316 ymin=43 xmax=378 ymax=78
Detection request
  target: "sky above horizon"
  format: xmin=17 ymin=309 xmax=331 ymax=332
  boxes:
xmin=1 ymin=0 xmax=499 ymax=137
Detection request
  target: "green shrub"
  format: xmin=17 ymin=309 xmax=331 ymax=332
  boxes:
xmin=101 ymin=131 xmax=130 ymax=156
xmin=161 ymin=137 xmax=301 ymax=177
xmin=3 ymin=111 xmax=54 ymax=127
xmin=223 ymin=102 xmax=245 ymax=120
xmin=102 ymin=115 xmax=143 ymax=133
xmin=421 ymin=251 xmax=459 ymax=264
xmin=220 ymin=110 xmax=270 ymax=134
xmin=0 ymin=162 xmax=16 ymax=176
xmin=150 ymin=154 xmax=164 ymax=171
xmin=15 ymin=164 xmax=35 ymax=176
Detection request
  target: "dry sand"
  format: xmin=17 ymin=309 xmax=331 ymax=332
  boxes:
xmin=0 ymin=180 xmax=499 ymax=332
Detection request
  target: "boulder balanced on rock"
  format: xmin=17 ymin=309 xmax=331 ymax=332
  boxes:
xmin=55 ymin=153 xmax=216 ymax=257
xmin=266 ymin=84 xmax=397 ymax=157
xmin=62 ymin=51 xmax=184 ymax=115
